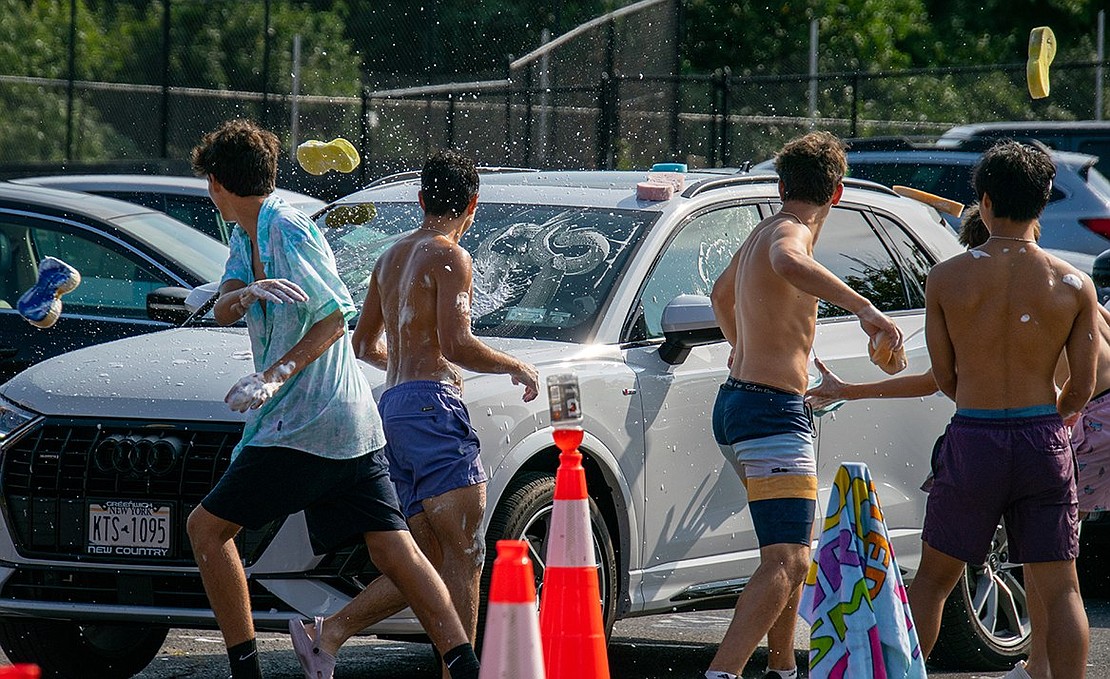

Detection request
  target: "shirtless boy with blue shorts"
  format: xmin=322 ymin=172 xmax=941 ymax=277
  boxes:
xmin=293 ymin=150 xmax=538 ymax=679
xmin=186 ymin=120 xmax=479 ymax=679
xmin=908 ymin=140 xmax=1098 ymax=678
xmin=706 ymin=131 xmax=904 ymax=679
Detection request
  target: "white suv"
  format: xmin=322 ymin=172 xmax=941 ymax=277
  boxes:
xmin=0 ymin=169 xmax=1023 ymax=676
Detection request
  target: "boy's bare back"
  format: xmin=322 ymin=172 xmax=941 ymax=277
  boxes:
xmin=372 ymin=230 xmax=469 ymax=389
xmin=927 ymin=241 xmax=1099 ymax=412
xmin=729 ymin=217 xmax=819 ymax=394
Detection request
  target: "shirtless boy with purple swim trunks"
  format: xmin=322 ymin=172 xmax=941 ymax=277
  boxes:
xmin=907 ymin=141 xmax=1098 ymax=678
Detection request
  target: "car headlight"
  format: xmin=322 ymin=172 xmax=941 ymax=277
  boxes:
xmin=0 ymin=397 xmax=38 ymax=443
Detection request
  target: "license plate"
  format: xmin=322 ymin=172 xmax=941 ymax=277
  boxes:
xmin=87 ymin=500 xmax=172 ymax=557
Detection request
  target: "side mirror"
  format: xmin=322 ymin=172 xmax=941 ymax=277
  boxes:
xmin=185 ymin=281 xmax=220 ymax=314
xmin=146 ymin=287 xmax=193 ymax=325
xmin=658 ymin=294 xmax=724 ymax=365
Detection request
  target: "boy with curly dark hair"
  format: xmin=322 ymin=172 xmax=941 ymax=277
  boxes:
xmin=187 ymin=120 xmax=480 ymax=679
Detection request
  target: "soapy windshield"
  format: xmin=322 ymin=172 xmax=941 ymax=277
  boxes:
xmin=319 ymin=201 xmax=656 ymax=343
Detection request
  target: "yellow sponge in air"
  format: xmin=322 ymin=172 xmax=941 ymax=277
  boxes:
xmin=1027 ymin=26 xmax=1057 ymax=100
xmin=296 ymin=138 xmax=360 ymax=175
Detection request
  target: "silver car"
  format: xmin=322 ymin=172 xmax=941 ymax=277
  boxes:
xmin=10 ymin=174 xmax=326 ymax=244
xmin=0 ymin=170 xmax=1024 ymax=676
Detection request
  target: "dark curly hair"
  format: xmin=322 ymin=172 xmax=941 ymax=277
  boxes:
xmin=972 ymin=141 xmax=1056 ymax=222
xmin=190 ymin=119 xmax=279 ymax=197
xmin=959 ymin=203 xmax=1041 ymax=249
xmin=774 ymin=131 xmax=847 ymax=206
xmin=421 ymin=150 xmax=479 ymax=217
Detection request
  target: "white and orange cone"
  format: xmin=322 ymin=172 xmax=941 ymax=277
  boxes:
xmin=538 ymin=427 xmax=610 ymax=679
xmin=479 ymin=540 xmax=545 ymax=679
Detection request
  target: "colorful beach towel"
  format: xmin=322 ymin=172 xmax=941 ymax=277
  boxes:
xmin=800 ymin=462 xmax=927 ymax=678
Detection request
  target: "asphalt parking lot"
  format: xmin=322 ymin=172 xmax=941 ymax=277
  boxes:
xmin=4 ymin=601 xmax=1105 ymax=678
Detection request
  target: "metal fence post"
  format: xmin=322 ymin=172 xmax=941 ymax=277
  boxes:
xmin=850 ymin=71 xmax=860 ymax=138
xmin=446 ymin=93 xmax=456 ymax=149
xmin=504 ymin=60 xmax=514 ymax=164
xmin=261 ymin=0 xmax=272 ymax=125
xmin=65 ymin=0 xmax=77 ymax=161
xmin=359 ymin=86 xmax=370 ymax=186
xmin=721 ymin=67 xmax=732 ymax=166
xmin=524 ymin=67 xmax=534 ymax=167
xmin=160 ymin=0 xmax=171 ymax=159
xmin=670 ymin=0 xmax=685 ymax=160
xmin=708 ymin=69 xmax=722 ymax=167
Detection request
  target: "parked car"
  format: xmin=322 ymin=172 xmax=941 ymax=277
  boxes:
xmin=0 ymin=182 xmax=227 ymax=384
xmin=0 ymin=169 xmax=1025 ymax=677
xmin=938 ymin=120 xmax=1110 ymax=175
xmin=754 ymin=141 xmax=1110 ymax=260
xmin=10 ymin=174 xmax=325 ymax=244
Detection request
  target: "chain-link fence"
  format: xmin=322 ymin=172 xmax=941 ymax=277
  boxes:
xmin=0 ymin=0 xmax=1107 ymax=198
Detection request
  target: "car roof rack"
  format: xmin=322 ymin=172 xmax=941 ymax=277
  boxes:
xmin=682 ymin=174 xmax=899 ymax=199
xmin=364 ymin=166 xmax=539 ymax=189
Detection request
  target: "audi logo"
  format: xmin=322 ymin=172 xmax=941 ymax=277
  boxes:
xmin=93 ymin=435 xmax=182 ymax=476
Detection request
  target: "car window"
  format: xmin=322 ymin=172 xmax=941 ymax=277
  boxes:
xmin=871 ymin=213 xmax=931 ymax=308
xmin=112 ymin=212 xmax=228 ymax=285
xmin=318 ymin=201 xmax=658 ymax=343
xmin=848 ymin=162 xmax=976 ymax=205
xmin=813 ymin=207 xmax=911 ymax=317
xmin=96 ymin=191 xmax=229 ymax=243
xmin=13 ymin=220 xmax=175 ymax=319
xmin=633 ymin=204 xmax=761 ymax=339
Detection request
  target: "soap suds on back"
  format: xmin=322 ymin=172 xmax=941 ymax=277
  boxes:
xmin=970 ymin=249 xmax=991 ymax=259
xmin=1062 ymin=273 xmax=1083 ymax=290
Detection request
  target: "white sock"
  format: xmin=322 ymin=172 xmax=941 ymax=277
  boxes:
xmin=766 ymin=669 xmax=798 ymax=679
xmin=705 ymin=672 xmax=738 ymax=679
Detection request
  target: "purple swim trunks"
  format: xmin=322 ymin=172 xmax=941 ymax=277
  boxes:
xmin=1072 ymin=390 xmax=1110 ymax=513
xmin=378 ymin=380 xmax=487 ymax=518
xmin=921 ymin=413 xmax=1079 ymax=565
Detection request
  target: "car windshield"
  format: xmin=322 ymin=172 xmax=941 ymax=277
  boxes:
xmin=112 ymin=212 xmax=228 ymax=284
xmin=319 ymin=201 xmax=656 ymax=342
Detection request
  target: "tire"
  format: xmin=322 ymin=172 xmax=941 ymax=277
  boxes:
xmin=930 ymin=523 xmax=1031 ymax=670
xmin=478 ymin=472 xmax=619 ymax=649
xmin=0 ymin=619 xmax=168 ymax=679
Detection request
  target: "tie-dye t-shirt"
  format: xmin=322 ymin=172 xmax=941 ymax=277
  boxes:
xmin=221 ymin=195 xmax=385 ymax=460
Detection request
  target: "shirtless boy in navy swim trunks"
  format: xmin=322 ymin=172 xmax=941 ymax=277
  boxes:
xmin=908 ymin=141 xmax=1099 ymax=677
xmin=706 ymin=131 xmax=904 ymax=679
xmin=298 ymin=150 xmax=537 ymax=678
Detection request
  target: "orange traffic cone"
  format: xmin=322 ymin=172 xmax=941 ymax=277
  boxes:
xmin=538 ymin=427 xmax=610 ymax=679
xmin=479 ymin=540 xmax=545 ymax=679
xmin=0 ymin=665 xmax=39 ymax=678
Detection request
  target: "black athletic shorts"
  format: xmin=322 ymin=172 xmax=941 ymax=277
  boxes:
xmin=201 ymin=445 xmax=409 ymax=554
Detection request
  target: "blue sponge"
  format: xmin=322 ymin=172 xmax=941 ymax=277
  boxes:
xmin=17 ymin=257 xmax=81 ymax=328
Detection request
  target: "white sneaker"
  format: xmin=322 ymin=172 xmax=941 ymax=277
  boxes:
xmin=1000 ymin=660 xmax=1033 ymax=679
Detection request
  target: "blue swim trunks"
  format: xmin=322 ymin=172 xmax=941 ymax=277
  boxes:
xmin=378 ymin=381 xmax=487 ymax=518
xmin=712 ymin=378 xmax=817 ymax=546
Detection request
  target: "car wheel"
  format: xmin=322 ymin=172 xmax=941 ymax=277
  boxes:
xmin=930 ymin=523 xmax=1031 ymax=670
xmin=478 ymin=472 xmax=618 ymax=647
xmin=0 ymin=618 xmax=167 ymax=678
